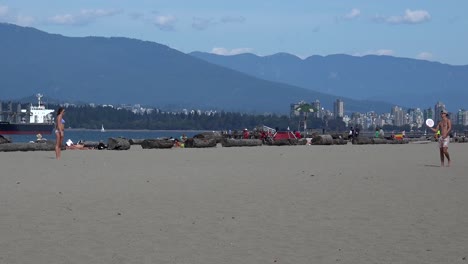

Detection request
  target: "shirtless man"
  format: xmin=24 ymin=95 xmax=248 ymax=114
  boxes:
xmin=428 ymin=110 xmax=452 ymax=167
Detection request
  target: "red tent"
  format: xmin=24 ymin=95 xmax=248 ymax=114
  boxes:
xmin=273 ymin=131 xmax=297 ymax=140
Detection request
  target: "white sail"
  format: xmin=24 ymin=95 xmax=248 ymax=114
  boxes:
xmin=101 ymin=124 xmax=105 ymax=132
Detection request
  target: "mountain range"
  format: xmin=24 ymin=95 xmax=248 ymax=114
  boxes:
xmin=1 ymin=23 xmax=466 ymax=114
xmin=190 ymin=52 xmax=468 ymax=112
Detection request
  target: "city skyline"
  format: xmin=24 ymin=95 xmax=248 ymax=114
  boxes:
xmin=291 ymin=99 xmax=468 ymax=129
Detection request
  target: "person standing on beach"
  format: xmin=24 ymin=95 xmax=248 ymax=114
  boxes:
xmin=427 ymin=110 xmax=452 ymax=167
xmin=55 ymin=107 xmax=65 ymax=160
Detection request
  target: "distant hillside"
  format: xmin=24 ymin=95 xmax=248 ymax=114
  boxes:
xmin=0 ymin=23 xmax=395 ymax=113
xmin=190 ymin=52 xmax=468 ymax=111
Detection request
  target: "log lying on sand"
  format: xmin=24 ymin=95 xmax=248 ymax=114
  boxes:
xmin=352 ymin=137 xmax=372 ymax=145
xmin=0 ymin=141 xmax=58 ymax=152
xmin=194 ymin=131 xmax=224 ymax=143
xmin=297 ymin=138 xmax=308 ymax=145
xmin=311 ymin=135 xmax=333 ymax=145
xmin=129 ymin=139 xmax=145 ymax=145
xmin=141 ymin=139 xmax=174 ymax=149
xmin=371 ymin=138 xmax=388 ymax=144
xmin=454 ymin=137 xmax=468 ymax=143
xmin=80 ymin=141 xmax=101 ymax=148
xmin=332 ymin=138 xmax=348 ymax=145
xmin=0 ymin=135 xmax=12 ymax=144
xmin=222 ymin=138 xmax=262 ymax=147
xmin=107 ymin=137 xmax=131 ymax=150
xmin=185 ymin=138 xmax=217 ymax=148
xmin=330 ymin=133 xmax=347 ymax=140
xmin=386 ymin=139 xmax=409 ymax=144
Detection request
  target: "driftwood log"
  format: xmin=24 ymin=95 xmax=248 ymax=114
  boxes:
xmin=387 ymin=139 xmax=408 ymax=144
xmin=222 ymin=138 xmax=262 ymax=147
xmin=311 ymin=135 xmax=333 ymax=145
xmin=352 ymin=137 xmax=372 ymax=145
xmin=332 ymin=138 xmax=347 ymax=145
xmin=297 ymin=138 xmax=308 ymax=145
xmin=0 ymin=135 xmax=12 ymax=144
xmin=129 ymin=139 xmax=145 ymax=145
xmin=371 ymin=138 xmax=388 ymax=144
xmin=185 ymin=138 xmax=217 ymax=148
xmin=393 ymin=138 xmax=410 ymax=144
xmin=107 ymin=137 xmax=131 ymax=150
xmin=141 ymin=139 xmax=174 ymax=149
xmin=0 ymin=141 xmax=59 ymax=152
xmin=194 ymin=132 xmax=223 ymax=143
xmin=330 ymin=133 xmax=347 ymax=140
xmin=80 ymin=141 xmax=101 ymax=148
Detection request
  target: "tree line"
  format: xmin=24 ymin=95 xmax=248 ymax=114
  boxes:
xmin=53 ymin=105 xmax=468 ymax=133
xmin=54 ymin=105 xmax=349 ymax=131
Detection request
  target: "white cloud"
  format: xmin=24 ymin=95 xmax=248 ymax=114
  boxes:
xmin=48 ymin=9 xmax=121 ymax=26
xmin=344 ymin=8 xmax=361 ymax=19
xmin=129 ymin=12 xmax=144 ymax=20
xmin=15 ymin=15 xmax=35 ymax=26
xmin=0 ymin=5 xmax=9 ymax=17
xmin=374 ymin=9 xmax=431 ymax=24
xmin=49 ymin=14 xmax=75 ymax=25
xmin=192 ymin=17 xmax=216 ymax=31
xmin=417 ymin=52 xmax=433 ymax=60
xmin=354 ymin=49 xmax=395 ymax=56
xmin=211 ymin=47 xmax=254 ymax=56
xmin=192 ymin=16 xmax=246 ymax=30
xmin=82 ymin=9 xmax=120 ymax=17
xmin=153 ymin=15 xmax=177 ymax=31
xmin=375 ymin=49 xmax=395 ymax=56
xmin=0 ymin=5 xmax=35 ymax=26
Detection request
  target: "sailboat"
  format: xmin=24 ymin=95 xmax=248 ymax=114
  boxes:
xmin=101 ymin=124 xmax=105 ymax=132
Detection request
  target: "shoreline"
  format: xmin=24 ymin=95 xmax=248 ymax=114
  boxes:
xmin=65 ymin=128 xmax=210 ymax=132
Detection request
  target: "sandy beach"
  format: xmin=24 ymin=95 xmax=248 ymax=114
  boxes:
xmin=1 ymin=143 xmax=467 ymax=264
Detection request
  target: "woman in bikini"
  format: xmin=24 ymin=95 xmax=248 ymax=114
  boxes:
xmin=55 ymin=107 xmax=65 ymax=159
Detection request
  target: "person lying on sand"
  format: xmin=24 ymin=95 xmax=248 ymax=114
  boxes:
xmin=66 ymin=144 xmax=92 ymax=150
xmin=65 ymin=139 xmax=92 ymax=150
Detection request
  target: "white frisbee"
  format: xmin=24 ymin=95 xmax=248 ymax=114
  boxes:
xmin=425 ymin=118 xmax=434 ymax=127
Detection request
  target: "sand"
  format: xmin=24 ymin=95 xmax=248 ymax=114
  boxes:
xmin=1 ymin=143 xmax=467 ymax=264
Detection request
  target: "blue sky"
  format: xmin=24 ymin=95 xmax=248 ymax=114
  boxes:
xmin=1 ymin=0 xmax=467 ymax=65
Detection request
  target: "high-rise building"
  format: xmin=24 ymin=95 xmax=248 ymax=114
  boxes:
xmin=392 ymin=106 xmax=405 ymax=126
xmin=423 ymin=107 xmax=433 ymax=121
xmin=463 ymin=111 xmax=468 ymax=126
xmin=408 ymin=108 xmax=424 ymax=128
xmin=311 ymin=100 xmax=321 ymax=119
xmin=456 ymin=109 xmax=468 ymax=126
xmin=333 ymin=99 xmax=344 ymax=119
xmin=434 ymin=101 xmax=446 ymax=124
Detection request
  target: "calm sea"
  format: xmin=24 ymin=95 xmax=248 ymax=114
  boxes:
xmin=5 ymin=129 xmax=205 ymax=143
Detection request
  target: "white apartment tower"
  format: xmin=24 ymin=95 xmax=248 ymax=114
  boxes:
xmin=333 ymin=99 xmax=344 ymax=119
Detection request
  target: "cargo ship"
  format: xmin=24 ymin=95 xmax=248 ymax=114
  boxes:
xmin=0 ymin=94 xmax=55 ymax=135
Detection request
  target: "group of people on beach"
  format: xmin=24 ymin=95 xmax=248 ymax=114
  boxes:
xmin=53 ymin=107 xmax=453 ymax=166
xmin=172 ymin=134 xmax=188 ymax=148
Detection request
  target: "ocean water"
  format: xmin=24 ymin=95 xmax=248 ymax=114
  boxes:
xmin=4 ymin=130 xmax=204 ymax=143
